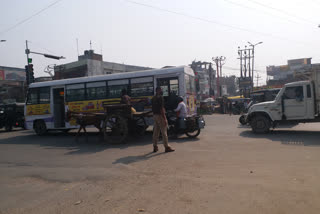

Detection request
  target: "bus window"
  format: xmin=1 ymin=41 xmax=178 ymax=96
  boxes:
xmin=108 ymin=79 xmax=128 ymax=98
xmin=66 ymin=84 xmax=85 ymax=102
xmin=157 ymin=78 xmax=179 ymax=97
xmin=86 ymin=81 xmax=107 ymax=100
xmin=39 ymin=87 xmax=50 ymax=104
xmin=131 ymin=77 xmax=154 ymax=97
xmin=170 ymin=79 xmax=179 ymax=95
xmin=27 ymin=87 xmax=50 ymax=104
xmin=27 ymin=88 xmax=39 ymax=105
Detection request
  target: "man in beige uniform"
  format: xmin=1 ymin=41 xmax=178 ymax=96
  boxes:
xmin=152 ymin=87 xmax=175 ymax=153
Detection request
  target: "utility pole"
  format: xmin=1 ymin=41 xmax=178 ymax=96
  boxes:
xmin=255 ymin=73 xmax=262 ymax=87
xmin=213 ymin=57 xmax=220 ymax=97
xmin=213 ymin=56 xmax=226 ymax=97
xmin=238 ymin=46 xmax=252 ymax=97
xmin=248 ymin=41 xmax=263 ymax=90
xmin=25 ymin=40 xmax=65 ymax=86
xmin=26 ymin=40 xmax=30 ymax=66
xmin=219 ymin=56 xmax=226 ymax=78
xmin=238 ymin=47 xmax=243 ymax=78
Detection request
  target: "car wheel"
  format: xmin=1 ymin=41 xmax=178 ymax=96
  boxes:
xmin=251 ymin=115 xmax=270 ymax=134
xmin=34 ymin=120 xmax=47 ymax=136
xmin=239 ymin=115 xmax=247 ymax=125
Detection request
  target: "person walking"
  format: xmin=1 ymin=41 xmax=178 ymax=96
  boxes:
xmin=152 ymin=87 xmax=175 ymax=153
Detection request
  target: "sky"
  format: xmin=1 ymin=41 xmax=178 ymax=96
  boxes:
xmin=0 ymin=0 xmax=320 ymax=86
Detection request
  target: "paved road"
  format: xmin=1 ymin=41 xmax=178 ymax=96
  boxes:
xmin=1 ymin=115 xmax=320 ymax=214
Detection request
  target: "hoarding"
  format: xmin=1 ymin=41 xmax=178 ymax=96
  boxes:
xmin=0 ymin=67 xmax=25 ymax=81
xmin=0 ymin=70 xmax=4 ymax=80
xmin=239 ymin=77 xmax=252 ymax=88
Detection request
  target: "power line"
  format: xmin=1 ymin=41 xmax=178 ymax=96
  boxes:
xmin=224 ymin=66 xmax=264 ymax=72
xmin=246 ymin=0 xmax=318 ymax=25
xmin=124 ymin=0 xmax=315 ymax=46
xmin=222 ymin=0 xmax=300 ymax=25
xmin=0 ymin=0 xmax=63 ymax=36
xmin=28 ymin=40 xmax=56 ymax=55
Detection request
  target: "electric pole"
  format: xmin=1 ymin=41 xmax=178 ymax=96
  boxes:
xmin=248 ymin=41 xmax=263 ymax=90
xmin=213 ymin=56 xmax=226 ymax=97
xmin=255 ymin=73 xmax=262 ymax=87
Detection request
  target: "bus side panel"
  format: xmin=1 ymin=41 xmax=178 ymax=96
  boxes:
xmin=65 ymin=97 xmax=153 ymax=126
xmin=185 ymin=93 xmax=197 ymax=115
xmin=25 ymin=104 xmax=54 ymax=130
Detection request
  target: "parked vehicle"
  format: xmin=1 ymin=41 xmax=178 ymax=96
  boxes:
xmin=166 ymin=110 xmax=205 ymax=138
xmin=243 ymin=67 xmax=320 ymax=133
xmin=0 ymin=103 xmax=25 ymax=131
xmin=199 ymin=98 xmax=215 ymax=114
xmin=239 ymin=89 xmax=280 ymax=125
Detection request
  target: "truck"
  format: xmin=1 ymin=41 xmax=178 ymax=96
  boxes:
xmin=244 ymin=67 xmax=320 ymax=133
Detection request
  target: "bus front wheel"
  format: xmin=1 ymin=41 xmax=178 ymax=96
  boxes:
xmin=34 ymin=120 xmax=47 ymax=136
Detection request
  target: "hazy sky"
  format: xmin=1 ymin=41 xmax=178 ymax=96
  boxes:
xmin=0 ymin=0 xmax=320 ymax=85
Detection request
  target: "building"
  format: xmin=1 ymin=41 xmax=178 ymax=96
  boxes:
xmin=0 ymin=66 xmax=26 ymax=103
xmin=54 ymin=50 xmax=152 ymax=80
xmin=219 ymin=75 xmax=238 ymax=96
xmin=190 ymin=61 xmax=216 ymax=100
xmin=266 ymin=58 xmax=317 ymax=87
xmin=35 ymin=76 xmax=53 ymax=82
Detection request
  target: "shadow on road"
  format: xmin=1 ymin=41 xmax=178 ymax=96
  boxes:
xmin=112 ymin=151 xmax=166 ymax=165
xmin=0 ymin=128 xmax=24 ymax=134
xmin=240 ymin=130 xmax=320 ymax=146
xmin=0 ymin=130 xmax=199 ymax=155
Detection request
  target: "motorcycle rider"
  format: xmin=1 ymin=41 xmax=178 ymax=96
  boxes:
xmin=174 ymin=96 xmax=187 ymax=130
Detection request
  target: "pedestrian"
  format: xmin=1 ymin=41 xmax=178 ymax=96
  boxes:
xmin=120 ymin=88 xmax=136 ymax=113
xmin=152 ymin=87 xmax=175 ymax=153
xmin=227 ymin=100 xmax=232 ymax=116
xmin=120 ymin=89 xmax=131 ymax=105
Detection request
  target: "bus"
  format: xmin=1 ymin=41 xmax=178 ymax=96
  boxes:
xmin=25 ymin=66 xmax=196 ymax=135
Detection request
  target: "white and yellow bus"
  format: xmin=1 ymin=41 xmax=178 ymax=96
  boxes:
xmin=25 ymin=66 xmax=196 ymax=135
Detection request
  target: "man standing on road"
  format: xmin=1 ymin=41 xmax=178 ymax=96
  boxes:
xmin=152 ymin=87 xmax=175 ymax=153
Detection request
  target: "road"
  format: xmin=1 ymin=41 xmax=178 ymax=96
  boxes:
xmin=1 ymin=114 xmax=320 ymax=214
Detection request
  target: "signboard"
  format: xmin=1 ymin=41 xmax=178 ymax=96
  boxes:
xmin=0 ymin=67 xmax=25 ymax=81
xmin=239 ymin=77 xmax=252 ymax=88
xmin=26 ymin=104 xmax=51 ymax=115
xmin=0 ymin=70 xmax=4 ymax=80
xmin=5 ymin=70 xmax=25 ymax=81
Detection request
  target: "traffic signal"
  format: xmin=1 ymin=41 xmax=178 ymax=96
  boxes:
xmin=28 ymin=64 xmax=34 ymax=83
xmin=195 ymin=78 xmax=200 ymax=91
xmin=25 ymin=65 xmax=29 ymax=85
xmin=25 ymin=64 xmax=35 ymax=85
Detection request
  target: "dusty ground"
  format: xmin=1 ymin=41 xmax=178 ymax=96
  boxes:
xmin=1 ymin=114 xmax=320 ymax=214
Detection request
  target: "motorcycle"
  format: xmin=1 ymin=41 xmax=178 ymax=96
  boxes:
xmin=166 ymin=111 xmax=205 ymax=138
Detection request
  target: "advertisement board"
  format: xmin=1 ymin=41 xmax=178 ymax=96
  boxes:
xmin=239 ymin=77 xmax=252 ymax=88
xmin=0 ymin=70 xmax=4 ymax=80
xmin=26 ymin=104 xmax=51 ymax=115
xmin=5 ymin=70 xmax=25 ymax=81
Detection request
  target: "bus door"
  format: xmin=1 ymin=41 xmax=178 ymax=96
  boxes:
xmin=156 ymin=77 xmax=179 ymax=110
xmin=53 ymin=88 xmax=65 ymax=128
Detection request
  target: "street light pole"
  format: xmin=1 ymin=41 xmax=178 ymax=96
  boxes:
xmin=26 ymin=40 xmax=30 ymax=66
xmin=248 ymin=41 xmax=263 ymax=89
